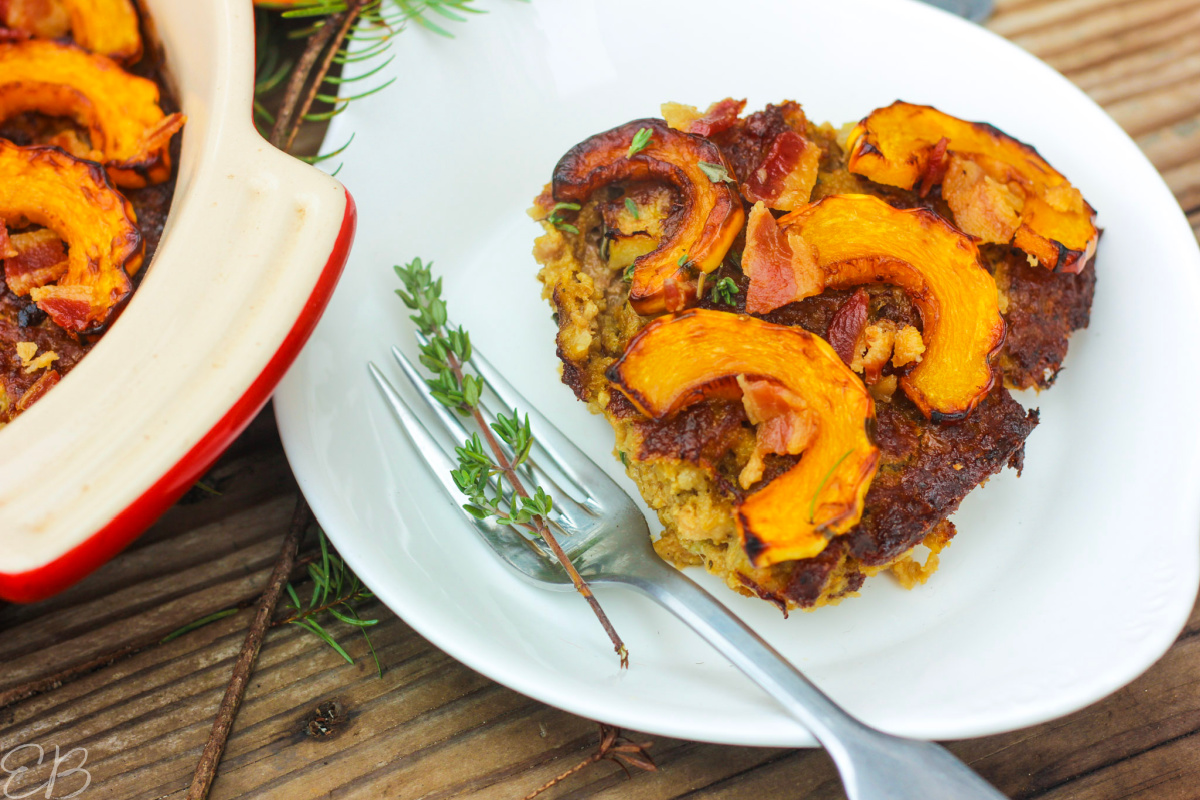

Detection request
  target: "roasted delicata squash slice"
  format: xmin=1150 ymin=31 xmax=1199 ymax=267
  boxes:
xmin=0 ymin=40 xmax=184 ymax=187
xmin=1 ymin=0 xmax=142 ymax=63
xmin=845 ymin=101 xmax=1097 ymax=273
xmin=552 ymin=118 xmax=744 ymax=315
xmin=742 ymin=194 xmax=1005 ymax=421
xmin=608 ymin=309 xmax=880 ymax=567
xmin=0 ymin=140 xmax=143 ymax=332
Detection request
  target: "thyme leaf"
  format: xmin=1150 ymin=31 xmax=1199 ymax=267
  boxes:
xmin=709 ymin=276 xmax=740 ymax=306
xmin=627 ymin=127 xmax=653 ymax=158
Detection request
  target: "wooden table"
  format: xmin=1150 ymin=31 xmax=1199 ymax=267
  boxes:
xmin=4 ymin=1 xmax=1200 ymax=797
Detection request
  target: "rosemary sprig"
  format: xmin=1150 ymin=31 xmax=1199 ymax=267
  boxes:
xmin=279 ymin=529 xmax=382 ymax=676
xmin=394 ymin=258 xmax=629 ymax=667
xmin=623 ymin=196 xmax=640 ymax=219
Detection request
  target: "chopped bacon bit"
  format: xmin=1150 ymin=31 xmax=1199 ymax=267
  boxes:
xmin=4 ymin=228 xmax=68 ymax=296
xmin=0 ymin=221 xmax=14 ymax=259
xmin=736 ymin=374 xmax=818 ymax=489
xmin=662 ymin=276 xmax=689 ymax=312
xmin=741 ymin=130 xmax=820 ymax=210
xmin=687 ymin=98 xmax=746 ymax=138
xmin=942 ymin=153 xmax=1025 ymax=244
xmin=917 ymin=137 xmax=950 ymax=197
xmin=14 ymin=368 xmax=59 ymax=413
xmin=742 ymin=202 xmax=823 ymax=314
xmin=30 ymin=284 xmax=94 ymax=332
xmin=826 ymin=288 xmax=869 ymax=366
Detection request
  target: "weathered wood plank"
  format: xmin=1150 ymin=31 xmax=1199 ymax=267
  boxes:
xmin=990 ymin=0 xmax=1145 ymax=39
xmin=1007 ymin=0 xmax=1197 ymax=60
xmin=1031 ymin=6 xmax=1200 ymax=73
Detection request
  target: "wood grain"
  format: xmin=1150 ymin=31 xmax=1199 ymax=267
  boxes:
xmin=3 ymin=1 xmax=1200 ymax=798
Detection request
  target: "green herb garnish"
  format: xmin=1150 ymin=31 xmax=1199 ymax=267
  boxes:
xmin=627 ymin=127 xmax=653 ymax=158
xmin=547 ymin=201 xmax=581 ymax=235
xmin=624 ymin=196 xmax=640 ymax=219
xmin=698 ymin=160 xmax=736 ymax=184
xmin=709 ymin=277 xmax=740 ymax=306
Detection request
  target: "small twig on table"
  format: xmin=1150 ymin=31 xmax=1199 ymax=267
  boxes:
xmin=269 ymin=0 xmax=367 ymax=152
xmin=523 ymin=723 xmax=657 ymax=799
xmin=186 ymin=497 xmax=310 ymax=800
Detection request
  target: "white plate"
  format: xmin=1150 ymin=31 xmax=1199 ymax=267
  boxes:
xmin=275 ymin=0 xmax=1200 ymax=746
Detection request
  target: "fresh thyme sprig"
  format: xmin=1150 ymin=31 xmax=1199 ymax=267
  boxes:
xmin=394 ymin=257 xmax=629 ymax=667
xmin=710 ymin=276 xmax=739 ymax=306
xmin=547 ymin=201 xmax=581 ymax=235
xmin=627 ymin=127 xmax=653 ymax=158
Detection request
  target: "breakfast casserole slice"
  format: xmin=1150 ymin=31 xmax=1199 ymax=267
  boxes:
xmin=533 ymin=99 xmax=1095 ymax=610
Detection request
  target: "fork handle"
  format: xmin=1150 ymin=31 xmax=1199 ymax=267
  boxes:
xmin=606 ymin=563 xmax=1008 ymax=800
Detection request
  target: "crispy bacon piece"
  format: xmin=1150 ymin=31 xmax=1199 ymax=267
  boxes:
xmin=0 ymin=221 xmax=14 ymax=259
xmin=741 ymin=202 xmax=821 ymax=315
xmin=687 ymin=98 xmax=746 ymax=138
xmin=917 ymin=136 xmax=949 ymax=198
xmin=661 ymin=98 xmax=747 ymax=138
xmin=4 ymin=227 xmax=68 ymax=296
xmin=826 ymin=288 xmax=869 ymax=366
xmin=741 ymin=129 xmax=821 ymax=211
xmin=736 ymin=375 xmax=817 ymax=489
xmin=942 ymin=153 xmax=1026 ymax=245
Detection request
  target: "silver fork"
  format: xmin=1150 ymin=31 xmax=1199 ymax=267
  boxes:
xmin=368 ymin=341 xmax=1008 ymax=800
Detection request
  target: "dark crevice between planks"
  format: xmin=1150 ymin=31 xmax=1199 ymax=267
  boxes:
xmin=1016 ymin=727 xmax=1200 ymax=800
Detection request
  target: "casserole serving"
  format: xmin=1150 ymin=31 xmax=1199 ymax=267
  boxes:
xmin=0 ymin=0 xmax=355 ymax=602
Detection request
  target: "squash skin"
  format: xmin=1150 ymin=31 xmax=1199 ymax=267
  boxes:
xmin=0 ymin=40 xmax=184 ymax=188
xmin=552 ymin=118 xmax=744 ymax=315
xmin=0 ymin=140 xmax=143 ymax=332
xmin=1 ymin=0 xmax=141 ymax=63
xmin=845 ymin=101 xmax=1097 ymax=273
xmin=744 ymin=194 xmax=1005 ymax=421
xmin=607 ymin=308 xmax=880 ymax=567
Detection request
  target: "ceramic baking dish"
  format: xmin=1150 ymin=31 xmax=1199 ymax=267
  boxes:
xmin=0 ymin=0 xmax=356 ymax=602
